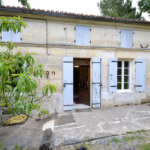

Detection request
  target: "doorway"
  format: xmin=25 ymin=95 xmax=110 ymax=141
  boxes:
xmin=73 ymin=59 xmax=90 ymax=108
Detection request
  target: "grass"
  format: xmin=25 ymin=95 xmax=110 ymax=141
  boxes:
xmin=72 ymin=131 xmax=149 ymax=150
xmin=141 ymin=101 xmax=150 ymax=105
xmin=110 ymin=135 xmax=146 ymax=145
xmin=74 ymin=139 xmax=93 ymax=150
xmin=110 ymin=138 xmax=122 ymax=143
xmin=139 ymin=143 xmax=150 ymax=150
xmin=126 ymin=130 xmax=146 ymax=135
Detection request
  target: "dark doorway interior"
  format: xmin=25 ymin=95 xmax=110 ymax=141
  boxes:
xmin=73 ymin=59 xmax=90 ymax=106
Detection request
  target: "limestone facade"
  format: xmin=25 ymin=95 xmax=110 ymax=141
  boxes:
xmin=1 ymin=11 xmax=150 ymax=114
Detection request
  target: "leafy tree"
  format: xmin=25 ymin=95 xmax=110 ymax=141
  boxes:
xmin=138 ymin=0 xmax=150 ymax=16
xmin=0 ymin=1 xmax=57 ymax=118
xmin=97 ymin=0 xmax=144 ymax=20
xmin=0 ymin=0 xmax=30 ymax=9
xmin=0 ymin=40 xmax=57 ymax=117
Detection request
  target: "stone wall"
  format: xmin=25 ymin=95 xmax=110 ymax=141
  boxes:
xmin=1 ymin=18 xmax=150 ymax=48
xmin=1 ymin=18 xmax=150 ymax=113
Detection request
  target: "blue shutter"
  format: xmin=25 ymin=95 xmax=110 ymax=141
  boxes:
xmin=76 ymin=26 xmax=83 ymax=45
xmin=92 ymin=58 xmax=102 ymax=108
xmin=12 ymin=30 xmax=21 ymax=42
xmin=2 ymin=30 xmax=11 ymax=41
xmin=63 ymin=57 xmax=73 ymax=111
xmin=76 ymin=26 xmax=90 ymax=46
xmin=135 ymin=59 xmax=146 ymax=92
xmin=83 ymin=26 xmax=90 ymax=46
xmin=109 ymin=58 xmax=118 ymax=92
xmin=121 ymin=29 xmax=133 ymax=48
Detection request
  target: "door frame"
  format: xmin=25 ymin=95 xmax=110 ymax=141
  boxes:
xmin=73 ymin=58 xmax=91 ymax=107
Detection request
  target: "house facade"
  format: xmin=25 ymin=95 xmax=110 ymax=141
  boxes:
xmin=1 ymin=6 xmax=150 ymax=114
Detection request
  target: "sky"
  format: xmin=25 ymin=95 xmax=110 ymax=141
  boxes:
xmin=3 ymin=0 xmax=150 ymax=20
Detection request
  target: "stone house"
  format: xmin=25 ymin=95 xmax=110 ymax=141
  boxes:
xmin=1 ymin=6 xmax=150 ymax=114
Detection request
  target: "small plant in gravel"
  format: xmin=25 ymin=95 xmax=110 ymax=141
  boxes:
xmin=126 ymin=130 xmax=146 ymax=135
xmin=0 ymin=143 xmax=21 ymax=150
xmin=87 ymin=139 xmax=93 ymax=147
xmin=139 ymin=143 xmax=150 ymax=150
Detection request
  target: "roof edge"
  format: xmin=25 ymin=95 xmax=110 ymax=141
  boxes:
xmin=1 ymin=5 xmax=150 ymax=25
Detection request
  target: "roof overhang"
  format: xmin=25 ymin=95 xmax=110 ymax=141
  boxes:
xmin=0 ymin=6 xmax=150 ymax=26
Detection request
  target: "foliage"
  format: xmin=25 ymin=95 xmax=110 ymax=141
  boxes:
xmin=18 ymin=0 xmax=30 ymax=9
xmin=0 ymin=142 xmax=20 ymax=150
xmin=0 ymin=142 xmax=2 ymax=148
xmin=0 ymin=14 xmax=57 ymax=118
xmin=0 ymin=0 xmax=31 ymax=9
xmin=138 ymin=0 xmax=150 ymax=16
xmin=0 ymin=16 xmax=27 ymax=33
xmin=97 ymin=0 xmax=144 ymax=20
xmin=0 ymin=42 xmax=57 ymax=117
xmin=139 ymin=143 xmax=150 ymax=150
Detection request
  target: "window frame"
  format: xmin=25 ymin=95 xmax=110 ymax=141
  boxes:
xmin=117 ymin=60 xmax=131 ymax=91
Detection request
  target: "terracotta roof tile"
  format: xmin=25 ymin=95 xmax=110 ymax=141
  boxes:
xmin=0 ymin=5 xmax=150 ymax=24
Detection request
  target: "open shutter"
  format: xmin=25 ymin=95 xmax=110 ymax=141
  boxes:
xmin=109 ymin=58 xmax=117 ymax=92
xmin=135 ymin=59 xmax=146 ymax=92
xmin=76 ymin=26 xmax=83 ymax=45
xmin=63 ymin=57 xmax=73 ymax=111
xmin=12 ymin=31 xmax=21 ymax=42
xmin=92 ymin=58 xmax=102 ymax=108
xmin=121 ymin=29 xmax=133 ymax=48
xmin=2 ymin=30 xmax=11 ymax=41
xmin=83 ymin=26 xmax=90 ymax=46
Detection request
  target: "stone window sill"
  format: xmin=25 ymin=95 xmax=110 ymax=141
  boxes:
xmin=117 ymin=90 xmax=134 ymax=93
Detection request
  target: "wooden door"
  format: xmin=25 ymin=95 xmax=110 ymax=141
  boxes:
xmin=79 ymin=66 xmax=90 ymax=106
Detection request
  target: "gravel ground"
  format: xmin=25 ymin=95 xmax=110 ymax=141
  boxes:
xmin=54 ymin=130 xmax=150 ymax=150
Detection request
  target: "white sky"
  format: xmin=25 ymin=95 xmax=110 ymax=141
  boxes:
xmin=3 ymin=0 xmax=150 ymax=20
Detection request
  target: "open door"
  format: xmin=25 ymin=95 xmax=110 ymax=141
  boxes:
xmin=92 ymin=58 xmax=102 ymax=108
xmin=79 ymin=66 xmax=90 ymax=106
xmin=63 ymin=57 xmax=73 ymax=111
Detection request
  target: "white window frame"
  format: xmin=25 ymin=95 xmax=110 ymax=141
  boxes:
xmin=117 ymin=60 xmax=131 ymax=91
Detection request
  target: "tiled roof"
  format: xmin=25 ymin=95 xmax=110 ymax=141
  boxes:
xmin=1 ymin=5 xmax=150 ymax=24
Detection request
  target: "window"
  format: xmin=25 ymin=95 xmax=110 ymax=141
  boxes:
xmin=2 ymin=30 xmax=21 ymax=42
xmin=76 ymin=25 xmax=90 ymax=46
xmin=74 ymin=59 xmax=90 ymax=65
xmin=120 ymin=29 xmax=133 ymax=48
xmin=117 ymin=61 xmax=130 ymax=90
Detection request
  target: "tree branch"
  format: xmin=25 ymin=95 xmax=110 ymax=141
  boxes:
xmin=2 ymin=77 xmax=7 ymax=106
xmin=30 ymin=91 xmax=34 ymax=102
xmin=33 ymin=95 xmax=46 ymax=102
